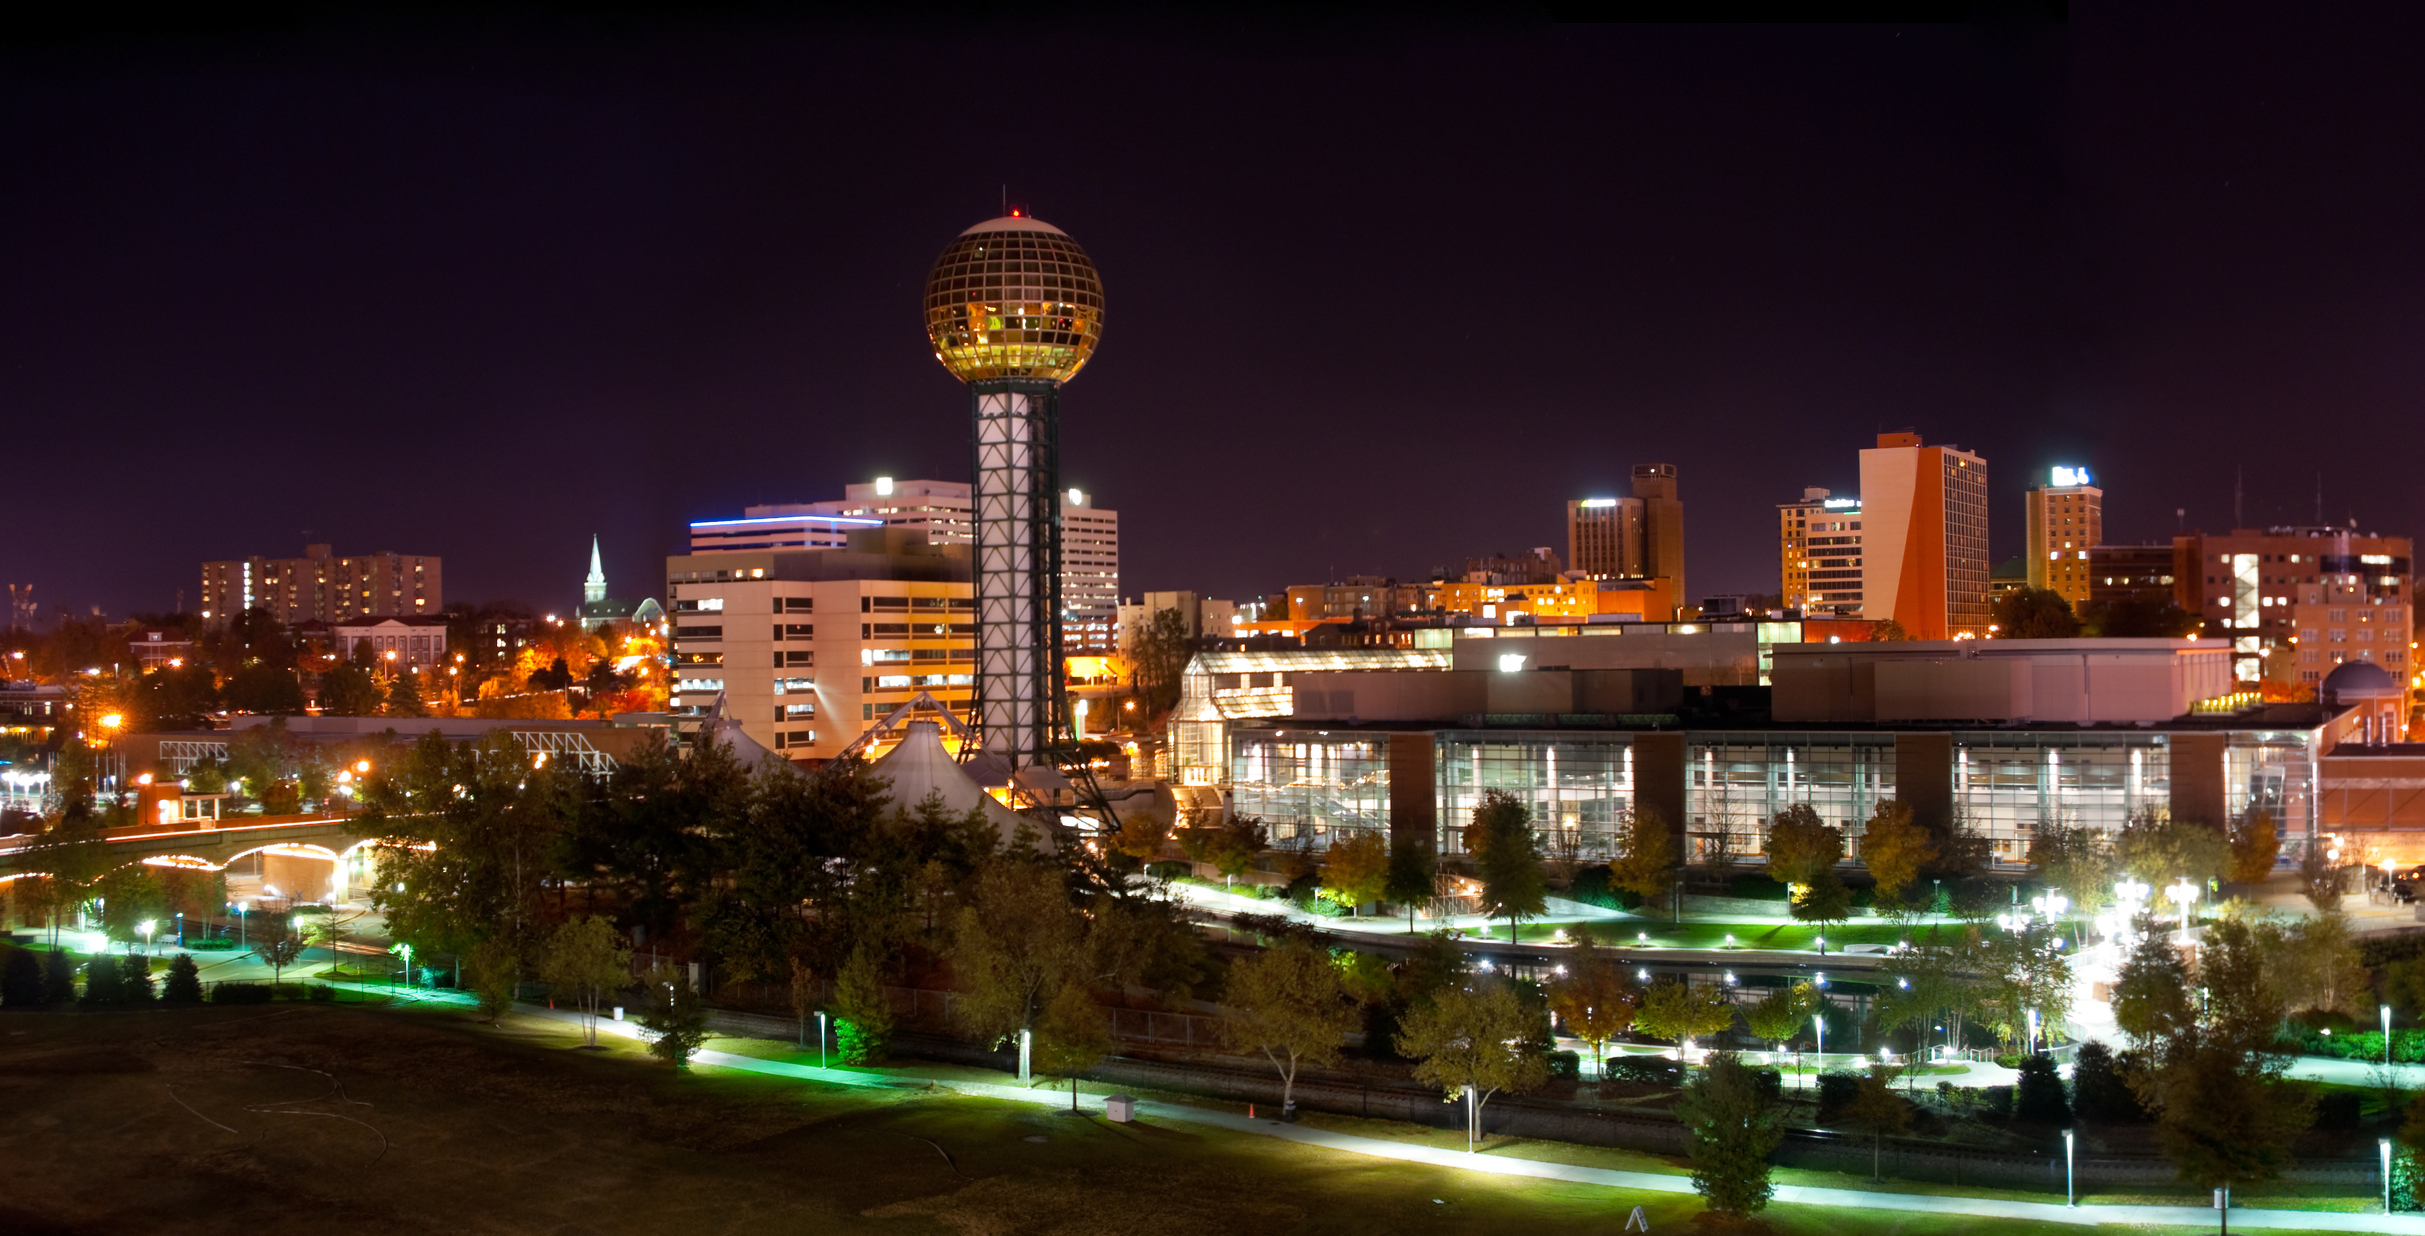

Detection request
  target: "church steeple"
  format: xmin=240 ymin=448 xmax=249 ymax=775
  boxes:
xmin=584 ymin=536 xmax=608 ymax=605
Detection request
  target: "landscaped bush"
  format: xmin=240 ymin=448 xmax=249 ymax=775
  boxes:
xmin=81 ymin=955 xmax=123 ymax=1005
xmin=190 ymin=938 xmax=240 ymax=951
xmin=1567 ymin=865 xmax=1644 ymax=910
xmin=211 ymin=982 xmax=274 ymax=1004
xmin=307 ymin=983 xmax=336 ymax=1003
xmin=2277 ymin=1027 xmax=2425 ymax=1063
xmin=1546 ymin=1049 xmax=1581 ymax=1079
xmin=1815 ymin=1069 xmax=1861 ymax=1121
xmin=1749 ymin=1067 xmax=1783 ymax=1104
xmin=1727 ymin=874 xmax=1792 ymax=901
xmin=1145 ymin=861 xmax=1191 ymax=882
xmin=162 ymin=954 xmax=204 ymax=1005
xmin=1980 ymin=1085 xmax=2014 ymax=1119
xmin=1602 ymin=1055 xmax=1682 ymax=1087
xmin=0 ymin=947 xmax=43 ymax=1008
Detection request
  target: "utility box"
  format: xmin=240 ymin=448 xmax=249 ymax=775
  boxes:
xmin=1104 ymin=1094 xmax=1135 ymax=1123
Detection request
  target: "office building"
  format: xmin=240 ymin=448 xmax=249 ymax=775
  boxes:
xmin=1198 ymin=629 xmax=2358 ymax=868
xmin=2173 ymin=526 xmax=2413 ymax=686
xmin=200 ymin=544 xmax=441 ymax=628
xmin=695 ymin=478 xmax=1119 ymax=656
xmin=2026 ymin=466 xmax=2104 ymax=610
xmin=331 ymin=616 xmax=452 ymax=673
xmin=666 ymin=528 xmax=974 ymax=762
xmin=2085 ymin=544 xmax=2177 ymax=607
xmin=1777 ymin=488 xmax=1863 ymax=615
xmin=1564 ymin=464 xmax=1684 ymax=620
xmin=1568 ymin=497 xmax=1644 ymax=579
xmin=1858 ymin=432 xmax=1990 ymax=639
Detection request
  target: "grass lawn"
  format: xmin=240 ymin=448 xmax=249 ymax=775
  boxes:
xmin=0 ymin=1002 xmax=2351 ymax=1235
xmin=1464 ymin=919 xmax=1966 ymax=950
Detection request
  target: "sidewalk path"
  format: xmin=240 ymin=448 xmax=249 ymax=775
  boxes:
xmin=519 ymin=1005 xmax=2413 ymax=1234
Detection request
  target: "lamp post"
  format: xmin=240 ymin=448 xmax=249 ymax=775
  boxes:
xmin=1019 ymin=1028 xmax=1032 ymax=1085
xmin=2064 ymin=1128 xmax=2076 ymax=1206
xmin=2164 ymin=877 xmax=2199 ymax=938
xmin=2386 ymin=1005 xmax=2396 ymax=1069
xmin=234 ymin=900 xmax=248 ymax=950
xmin=817 ymin=1011 xmax=829 ymax=1069
xmin=2385 ymin=1137 xmax=2396 ymax=1214
xmin=138 ymin=920 xmax=155 ymax=955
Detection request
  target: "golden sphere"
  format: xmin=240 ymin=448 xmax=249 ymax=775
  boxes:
xmin=923 ymin=214 xmax=1104 ymax=384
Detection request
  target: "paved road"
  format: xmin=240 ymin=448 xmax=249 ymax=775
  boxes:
xmin=512 ymin=1003 xmax=2409 ymax=1234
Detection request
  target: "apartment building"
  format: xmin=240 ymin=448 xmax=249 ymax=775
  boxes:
xmin=1777 ymin=487 xmax=1864 ymax=616
xmin=200 ymin=544 xmax=442 ymax=627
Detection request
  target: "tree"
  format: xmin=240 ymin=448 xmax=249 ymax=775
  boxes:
xmin=121 ymin=952 xmax=153 ymax=1004
xmin=638 ymin=964 xmax=711 ymax=1067
xmin=1034 ymin=980 xmax=1113 ymax=1111
xmin=81 ymin=954 xmax=123 ymax=1005
xmin=1674 ymin=1051 xmax=1784 ymax=1219
xmin=1977 ymin=932 xmax=2073 ymax=1049
xmin=1320 ymin=831 xmax=1388 ymax=915
xmin=222 ymin=663 xmax=307 ymax=715
xmin=2013 ymin=1053 xmax=2071 ymax=1124
xmin=1384 ymin=836 xmax=1437 ymax=934
xmin=539 ymin=916 xmax=632 ymax=1047
xmin=1544 ymin=928 xmax=1639 ymax=1078
xmin=363 ymin=730 xmax=576 ymax=962
xmin=386 ymin=671 xmax=429 ymax=718
xmin=466 ymin=937 xmax=518 ymax=1022
xmin=2226 ymin=811 xmax=2280 ymax=884
xmin=1189 ymin=815 xmax=1267 ymax=885
xmin=1858 ymin=800 xmax=1934 ymax=910
xmin=252 ymin=918 xmax=303 ymax=987
xmin=1610 ymin=805 xmax=1678 ymax=907
xmin=1879 ymin=941 xmax=1983 ymax=1063
xmin=2025 ymin=822 xmax=2114 ymax=914
xmin=2299 ymin=839 xmax=2343 ymax=912
xmin=1126 ymin=607 xmax=1194 ymax=717
xmin=2147 ymin=1034 xmax=2315 ymax=1197
xmin=1464 ymin=789 xmax=1546 ymax=943
xmin=1396 ymin=980 xmax=1550 ymax=1149
xmin=1842 ymin=1067 xmax=1913 ymax=1181
xmin=2081 ymin=596 xmax=2200 ymax=638
xmin=1220 ymin=937 xmax=1357 ymax=1116
xmin=1765 ymin=804 xmax=1849 ymax=924
xmin=44 ymin=948 xmax=77 ymax=1003
xmin=2114 ymin=809 xmax=2230 ymax=889
xmin=94 ymin=864 xmax=167 ymax=945
xmin=1635 ymin=978 xmax=1738 ymax=1052
xmin=1745 ymin=982 xmax=1817 ymax=1052
xmin=832 ymin=942 xmax=895 ymax=1065
xmin=2071 ymin=1041 xmax=2146 ymax=1124
xmin=318 ymin=665 xmax=384 ymax=716
xmin=162 ymin=953 xmax=203 ymax=1005
xmin=1991 ymin=586 xmax=2082 ymax=639
xmin=2257 ymin=911 xmax=2368 ymax=1019
xmin=2111 ymin=933 xmax=2194 ymax=1052
xmin=951 ymin=860 xmax=1089 ymax=1047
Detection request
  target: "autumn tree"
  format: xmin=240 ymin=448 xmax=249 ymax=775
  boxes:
xmin=1991 ymin=586 xmax=2082 ymax=639
xmin=1544 ymin=927 xmax=1639 ymax=1079
xmin=2221 ymin=810 xmax=2280 ymax=884
xmin=2255 ymin=911 xmax=2368 ymax=1020
xmin=1635 ymin=978 xmax=1738 ymax=1053
xmin=2138 ymin=918 xmax=2313 ymax=1199
xmin=1675 ymin=1052 xmax=1784 ymax=1220
xmin=1395 ymin=980 xmax=1550 ymax=1150
xmin=1384 ymin=835 xmax=1437 ymax=934
xmin=2113 ymin=809 xmax=2230 ymax=889
xmin=1464 ymin=789 xmax=1546 ymax=943
xmin=1765 ymin=804 xmax=1849 ymax=924
xmin=2026 ymin=823 xmax=2114 ymax=912
xmin=952 ymin=860 xmax=1089 ymax=1046
xmin=1320 ymin=831 xmax=1389 ymax=915
xmin=1745 ymin=982 xmax=1818 ymax=1052
xmin=466 ymin=937 xmax=519 ymax=1021
xmin=1609 ymin=805 xmax=1678 ymax=910
xmin=1220 ymin=937 xmax=1357 ymax=1116
xmin=1858 ymin=799 xmax=1934 ymax=910
xmin=2299 ymin=839 xmax=2343 ymax=912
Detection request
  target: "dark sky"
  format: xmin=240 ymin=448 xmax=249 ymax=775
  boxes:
xmin=7 ymin=8 xmax=2425 ymax=620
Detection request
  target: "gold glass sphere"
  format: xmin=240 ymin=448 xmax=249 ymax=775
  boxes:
xmin=923 ymin=214 xmax=1104 ymax=384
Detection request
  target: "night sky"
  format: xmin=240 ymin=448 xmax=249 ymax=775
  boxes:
xmin=7 ymin=9 xmax=2425 ymax=621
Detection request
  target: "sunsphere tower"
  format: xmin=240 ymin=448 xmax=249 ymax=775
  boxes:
xmin=922 ymin=213 xmax=1106 ymax=772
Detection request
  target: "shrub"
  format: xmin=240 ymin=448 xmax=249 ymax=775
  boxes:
xmin=1604 ymin=1055 xmax=1683 ymax=1087
xmin=190 ymin=937 xmax=240 ymax=951
xmin=1749 ymin=1067 xmax=1783 ymax=1104
xmin=2071 ymin=1041 xmax=2145 ymax=1124
xmin=211 ymin=982 xmax=274 ymax=1004
xmin=0 ymin=947 xmax=43 ymax=1008
xmin=1727 ymin=875 xmax=1793 ymax=902
xmin=309 ymin=983 xmax=336 ymax=1002
xmin=1815 ymin=1070 xmax=1861 ymax=1122
xmin=2313 ymin=1088 xmax=2364 ymax=1131
xmin=1546 ymin=1049 xmax=1581 ymax=1079
xmin=162 ymin=955 xmax=204 ymax=1005
xmin=1145 ymin=861 xmax=1191 ymax=882
xmin=44 ymin=949 xmax=77 ymax=1003
xmin=1568 ymin=865 xmax=1644 ymax=910
xmin=1981 ymin=1085 xmax=2014 ymax=1119
xmin=81 ymin=955 xmax=124 ymax=1005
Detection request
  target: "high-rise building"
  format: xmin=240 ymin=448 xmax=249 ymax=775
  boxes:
xmin=1565 ymin=464 xmax=1684 ymax=619
xmin=2174 ymin=525 xmax=2412 ymax=687
xmin=1858 ymin=432 xmax=1990 ymax=639
xmin=922 ymin=212 xmax=1106 ymax=771
xmin=200 ymin=544 xmax=442 ymax=628
xmin=2026 ymin=466 xmax=2104 ymax=611
xmin=2084 ymin=544 xmax=2176 ymax=607
xmin=1777 ymin=488 xmax=1864 ymax=615
xmin=693 ymin=478 xmax=1120 ymax=656
xmin=665 ymin=529 xmax=975 ymax=762
xmin=1567 ymin=497 xmax=1644 ymax=578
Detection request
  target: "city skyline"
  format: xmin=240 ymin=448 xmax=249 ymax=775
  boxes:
xmin=5 ymin=12 xmax=2425 ymax=619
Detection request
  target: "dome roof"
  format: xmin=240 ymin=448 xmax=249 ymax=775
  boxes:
xmin=2322 ymin=659 xmax=2402 ymax=700
xmin=923 ymin=215 xmax=1103 ymax=384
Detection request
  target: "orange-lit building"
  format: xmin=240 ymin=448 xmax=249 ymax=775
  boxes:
xmin=2025 ymin=466 xmax=2103 ymax=610
xmin=1858 ymin=432 xmax=1990 ymax=640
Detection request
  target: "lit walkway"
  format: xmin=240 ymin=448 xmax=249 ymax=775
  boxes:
xmin=525 ymin=1005 xmax=2415 ymax=1234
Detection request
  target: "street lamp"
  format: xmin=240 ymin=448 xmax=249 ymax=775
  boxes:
xmin=2164 ymin=878 xmax=2199 ymax=935
xmin=138 ymin=920 xmax=155 ymax=954
xmin=2386 ymin=1005 xmax=2396 ymax=1069
xmin=234 ymin=899 xmax=249 ymax=949
xmin=2065 ymin=1128 xmax=2077 ymax=1206
xmin=817 ymin=1011 xmax=829 ymax=1068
